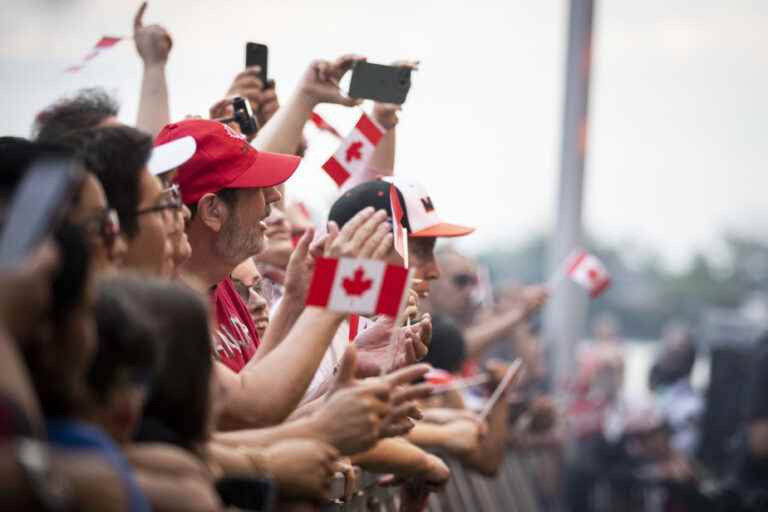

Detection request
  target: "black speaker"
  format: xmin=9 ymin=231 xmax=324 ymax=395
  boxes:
xmin=698 ymin=345 xmax=756 ymax=473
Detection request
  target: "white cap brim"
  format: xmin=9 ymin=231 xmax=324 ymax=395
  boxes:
xmin=147 ymin=136 xmax=196 ymax=176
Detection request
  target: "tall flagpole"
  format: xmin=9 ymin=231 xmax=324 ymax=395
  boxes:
xmin=544 ymin=0 xmax=595 ymax=390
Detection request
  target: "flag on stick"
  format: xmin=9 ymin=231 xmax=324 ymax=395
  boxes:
xmin=306 ymin=257 xmax=410 ymax=317
xmin=479 ymin=359 xmax=523 ymax=421
xmin=321 ymin=113 xmax=384 ymax=187
xmin=65 ymin=36 xmax=123 ymax=73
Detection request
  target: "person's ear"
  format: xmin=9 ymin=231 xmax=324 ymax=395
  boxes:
xmin=197 ymin=193 xmax=226 ymax=233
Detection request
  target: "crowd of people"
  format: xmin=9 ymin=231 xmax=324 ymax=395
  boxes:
xmin=4 ymin=3 xmax=768 ymax=512
xmin=0 ymin=3 xmax=555 ymax=511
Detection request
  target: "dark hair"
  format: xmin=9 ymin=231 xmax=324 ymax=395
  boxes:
xmin=88 ymin=277 xmax=159 ymax=404
xmin=57 ymin=125 xmax=153 ymax=238
xmin=186 ymin=187 xmax=239 ymax=222
xmin=128 ymin=280 xmax=213 ymax=451
xmin=34 ymin=88 xmax=119 ymax=142
xmin=0 ymin=137 xmax=77 ymax=205
xmin=422 ymin=314 xmax=467 ymax=373
xmin=23 ymin=221 xmax=92 ymax=418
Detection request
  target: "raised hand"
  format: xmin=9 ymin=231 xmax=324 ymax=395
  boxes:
xmin=298 ymin=54 xmax=366 ymax=107
xmin=133 ymin=2 xmax=172 ymax=66
xmin=312 ymin=346 xmax=391 ymax=455
xmin=323 ymin=208 xmax=392 ymax=260
xmin=372 ymin=60 xmax=419 ymax=129
xmin=224 ymin=67 xmax=265 ymax=118
xmin=282 ymin=227 xmax=316 ymax=303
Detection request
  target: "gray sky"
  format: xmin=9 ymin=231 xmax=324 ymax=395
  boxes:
xmin=1 ymin=0 xmax=766 ymax=270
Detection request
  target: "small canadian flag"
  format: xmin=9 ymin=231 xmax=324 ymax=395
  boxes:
xmin=321 ymin=113 xmax=384 ymax=187
xmin=307 ymin=257 xmax=410 ymax=317
xmin=65 ymin=36 xmax=123 ymax=73
xmin=567 ymin=250 xmax=611 ymax=298
xmin=389 ymin=184 xmax=409 ymax=267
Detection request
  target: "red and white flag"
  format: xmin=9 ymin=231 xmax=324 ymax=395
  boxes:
xmin=309 ymin=112 xmax=342 ymax=139
xmin=321 ymin=113 xmax=384 ymax=187
xmin=389 ymin=184 xmax=409 ymax=267
xmin=567 ymin=250 xmax=611 ymax=298
xmin=307 ymin=257 xmax=410 ymax=317
xmin=65 ymin=36 xmax=123 ymax=73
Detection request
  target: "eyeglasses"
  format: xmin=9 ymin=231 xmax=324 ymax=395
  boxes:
xmin=133 ymin=184 xmax=183 ymax=217
xmin=232 ymin=277 xmax=274 ymax=307
xmin=81 ymin=208 xmax=120 ymax=249
xmin=451 ymin=273 xmax=478 ymax=289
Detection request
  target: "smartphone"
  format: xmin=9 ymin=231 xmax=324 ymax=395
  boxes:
xmin=0 ymin=157 xmax=81 ymax=266
xmin=245 ymin=42 xmax=268 ymax=85
xmin=231 ymin=96 xmax=258 ymax=135
xmin=348 ymin=62 xmax=412 ymax=104
xmin=216 ymin=476 xmax=276 ymax=511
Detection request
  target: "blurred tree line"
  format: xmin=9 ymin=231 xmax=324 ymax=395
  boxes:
xmin=474 ymin=233 xmax=768 ymax=339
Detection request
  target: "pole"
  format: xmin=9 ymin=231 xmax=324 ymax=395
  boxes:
xmin=544 ymin=0 xmax=595 ymax=390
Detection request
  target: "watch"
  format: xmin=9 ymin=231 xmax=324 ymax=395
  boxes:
xmin=16 ymin=438 xmax=73 ymax=511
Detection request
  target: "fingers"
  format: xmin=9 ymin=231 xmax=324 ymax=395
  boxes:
xmin=358 ymin=222 xmax=390 ymax=258
xmin=381 ymin=418 xmax=415 ymax=438
xmin=334 ymin=345 xmax=358 ymax=387
xmin=391 ymin=382 xmax=433 ymax=405
xmin=133 ymin=1 xmax=147 ymax=30
xmin=384 ymin=363 xmax=431 ymax=388
xmin=370 ymin=233 xmax=393 ymax=260
xmin=348 ymin=210 xmax=388 ymax=253
xmin=391 ymin=59 xmax=420 ymax=70
xmin=293 ymin=226 xmax=314 ymax=259
xmin=323 ymin=221 xmax=340 ymax=256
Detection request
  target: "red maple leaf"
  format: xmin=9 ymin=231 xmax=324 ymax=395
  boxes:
xmin=587 ymin=268 xmax=600 ymax=283
xmin=345 ymin=141 xmax=363 ymax=162
xmin=342 ymin=267 xmax=373 ymax=296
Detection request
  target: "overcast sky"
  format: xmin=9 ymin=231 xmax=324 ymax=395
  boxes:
xmin=1 ymin=0 xmax=766 ymax=270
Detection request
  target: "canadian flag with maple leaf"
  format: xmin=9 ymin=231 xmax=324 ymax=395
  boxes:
xmin=321 ymin=113 xmax=384 ymax=187
xmin=64 ymin=36 xmax=123 ymax=73
xmin=306 ymin=257 xmax=410 ymax=317
xmin=566 ymin=250 xmax=611 ymax=298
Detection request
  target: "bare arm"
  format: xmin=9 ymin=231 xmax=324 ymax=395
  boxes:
xmin=252 ymin=55 xmax=363 ymax=155
xmin=133 ymin=2 xmax=172 ymax=136
xmin=218 ymin=308 xmax=344 ymax=429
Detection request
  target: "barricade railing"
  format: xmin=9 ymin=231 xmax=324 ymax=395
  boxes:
xmin=319 ymin=447 xmax=555 ymax=511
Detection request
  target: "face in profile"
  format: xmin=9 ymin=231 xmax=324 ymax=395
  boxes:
xmin=231 ymin=258 xmax=271 ymax=339
xmin=217 ymin=186 xmax=282 ymax=264
xmin=123 ymin=168 xmax=175 ymax=276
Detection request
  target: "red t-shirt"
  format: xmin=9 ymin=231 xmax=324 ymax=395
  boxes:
xmin=212 ymin=277 xmax=260 ymax=373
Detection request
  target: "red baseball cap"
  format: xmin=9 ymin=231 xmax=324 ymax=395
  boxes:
xmin=154 ymin=119 xmax=301 ymax=205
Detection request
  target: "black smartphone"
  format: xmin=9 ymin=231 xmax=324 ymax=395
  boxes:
xmin=231 ymin=97 xmax=259 ymax=136
xmin=0 ymin=157 xmax=81 ymax=266
xmin=245 ymin=42 xmax=268 ymax=85
xmin=348 ymin=62 xmax=412 ymax=104
xmin=216 ymin=476 xmax=276 ymax=511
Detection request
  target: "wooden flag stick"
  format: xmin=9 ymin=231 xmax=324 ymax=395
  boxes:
xmin=479 ymin=359 xmax=523 ymax=422
xmin=430 ymin=373 xmax=491 ymax=395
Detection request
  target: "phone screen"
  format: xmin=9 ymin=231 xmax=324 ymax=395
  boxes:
xmin=245 ymin=42 xmax=268 ymax=85
xmin=0 ymin=157 xmax=80 ymax=266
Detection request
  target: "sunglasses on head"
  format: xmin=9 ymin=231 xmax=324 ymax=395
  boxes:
xmin=451 ymin=273 xmax=478 ymax=289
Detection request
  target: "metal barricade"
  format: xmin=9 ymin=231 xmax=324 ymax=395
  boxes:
xmin=320 ymin=448 xmax=555 ymax=511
